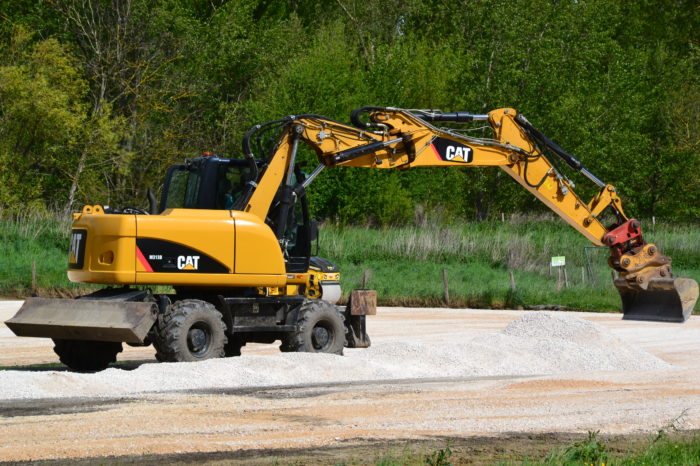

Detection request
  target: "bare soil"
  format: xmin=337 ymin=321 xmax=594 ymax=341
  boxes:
xmin=1 ymin=301 xmax=699 ymax=463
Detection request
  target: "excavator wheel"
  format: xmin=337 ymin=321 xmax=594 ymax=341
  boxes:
xmin=283 ymin=300 xmax=346 ymax=355
xmin=153 ymin=299 xmax=227 ymax=362
xmin=53 ymin=339 xmax=123 ymax=372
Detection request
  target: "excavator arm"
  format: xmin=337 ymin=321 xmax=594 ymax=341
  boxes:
xmin=240 ymin=107 xmax=698 ymax=322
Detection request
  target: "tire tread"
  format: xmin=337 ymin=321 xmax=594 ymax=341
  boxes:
xmin=153 ymin=299 xmax=227 ymax=362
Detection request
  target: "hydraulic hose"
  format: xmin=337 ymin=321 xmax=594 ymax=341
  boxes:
xmin=514 ymin=114 xmax=582 ymax=171
xmin=412 ymin=110 xmax=489 ymax=122
xmin=350 ymin=106 xmax=388 ymax=129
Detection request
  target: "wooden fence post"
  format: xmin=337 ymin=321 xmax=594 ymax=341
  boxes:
xmin=442 ymin=269 xmax=450 ymax=306
xmin=556 ymin=267 xmax=562 ymax=291
xmin=31 ymin=261 xmax=37 ymax=296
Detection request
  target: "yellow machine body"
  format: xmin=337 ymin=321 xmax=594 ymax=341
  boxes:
xmin=68 ymin=205 xmax=288 ymax=288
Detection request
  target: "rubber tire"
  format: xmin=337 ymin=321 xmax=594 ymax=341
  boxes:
xmin=52 ymin=339 xmax=123 ymax=372
xmin=153 ymin=299 xmax=227 ymax=362
xmin=283 ymin=300 xmax=346 ymax=355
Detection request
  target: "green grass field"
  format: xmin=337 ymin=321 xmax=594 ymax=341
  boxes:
xmin=322 ymin=215 xmax=700 ymax=311
xmin=369 ymin=430 xmax=700 ymax=465
xmin=1 ymin=212 xmax=698 ymax=312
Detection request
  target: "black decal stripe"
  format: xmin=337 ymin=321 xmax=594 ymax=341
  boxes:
xmin=68 ymin=229 xmax=87 ymax=269
xmin=136 ymin=238 xmax=229 ymax=273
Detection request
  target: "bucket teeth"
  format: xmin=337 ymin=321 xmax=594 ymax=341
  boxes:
xmin=615 ymin=277 xmax=699 ymax=323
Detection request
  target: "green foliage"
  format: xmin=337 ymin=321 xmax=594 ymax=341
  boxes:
xmin=0 ymin=26 xmax=124 ymax=212
xmin=553 ymin=430 xmax=610 ymax=464
xmin=424 ymin=445 xmax=452 ymax=466
xmin=3 ymin=213 xmax=697 ymax=314
xmin=534 ymin=431 xmax=700 ymax=466
xmin=0 ymin=211 xmax=93 ymax=296
xmin=320 ymin=214 xmax=700 ymax=311
xmin=0 ymin=0 xmax=696 ymax=223
xmin=360 ymin=433 xmax=700 ymax=465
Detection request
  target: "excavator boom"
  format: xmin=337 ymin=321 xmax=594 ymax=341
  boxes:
xmin=239 ymin=107 xmax=698 ymax=321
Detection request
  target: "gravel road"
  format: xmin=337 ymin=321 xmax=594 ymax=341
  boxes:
xmin=1 ymin=300 xmax=699 ymax=462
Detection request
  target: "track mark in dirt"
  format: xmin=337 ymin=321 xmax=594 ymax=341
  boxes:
xmin=0 ymin=397 xmax=136 ymax=418
xmin=504 ymin=379 xmax=630 ymax=392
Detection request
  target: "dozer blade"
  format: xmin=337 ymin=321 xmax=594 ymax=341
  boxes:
xmin=615 ymin=277 xmax=699 ymax=323
xmin=4 ymin=298 xmax=158 ymax=344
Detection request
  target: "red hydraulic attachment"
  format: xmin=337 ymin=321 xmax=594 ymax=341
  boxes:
xmin=603 ymin=219 xmax=644 ymax=264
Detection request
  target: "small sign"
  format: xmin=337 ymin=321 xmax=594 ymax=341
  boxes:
xmin=551 ymin=256 xmax=566 ymax=267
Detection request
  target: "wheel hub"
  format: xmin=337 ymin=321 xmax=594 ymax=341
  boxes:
xmin=312 ymin=325 xmax=330 ymax=350
xmin=187 ymin=327 xmax=209 ymax=355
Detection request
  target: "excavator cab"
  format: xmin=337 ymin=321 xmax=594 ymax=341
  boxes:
xmin=159 ymin=154 xmax=318 ymax=275
xmin=159 ymin=156 xmax=253 ymax=211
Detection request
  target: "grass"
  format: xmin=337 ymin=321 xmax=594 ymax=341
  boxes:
xmin=363 ymin=431 xmax=700 ymax=465
xmin=524 ymin=430 xmax=700 ymax=466
xmin=321 ymin=214 xmax=700 ymax=312
xmin=0 ymin=211 xmax=97 ymax=297
xmin=1 ymin=211 xmax=698 ymax=312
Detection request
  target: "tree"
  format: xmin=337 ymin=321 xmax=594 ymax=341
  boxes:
xmin=0 ymin=26 xmax=123 ymax=213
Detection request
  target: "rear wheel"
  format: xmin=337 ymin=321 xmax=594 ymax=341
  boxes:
xmin=283 ymin=300 xmax=345 ymax=355
xmin=53 ymin=339 xmax=123 ymax=372
xmin=154 ymin=299 xmax=227 ymax=362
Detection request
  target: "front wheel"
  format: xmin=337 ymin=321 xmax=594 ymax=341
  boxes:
xmin=53 ymin=339 xmax=123 ymax=372
xmin=153 ymin=299 xmax=227 ymax=362
xmin=283 ymin=300 xmax=346 ymax=355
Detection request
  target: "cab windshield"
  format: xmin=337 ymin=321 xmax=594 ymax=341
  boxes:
xmin=161 ymin=159 xmax=251 ymax=210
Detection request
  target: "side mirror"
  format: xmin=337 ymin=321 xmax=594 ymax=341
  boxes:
xmin=309 ymin=219 xmax=319 ymax=242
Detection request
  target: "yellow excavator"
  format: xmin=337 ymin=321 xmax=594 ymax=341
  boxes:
xmin=6 ymin=106 xmax=699 ymax=371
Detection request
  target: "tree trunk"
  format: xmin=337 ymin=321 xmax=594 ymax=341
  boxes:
xmin=64 ymin=151 xmax=88 ymax=219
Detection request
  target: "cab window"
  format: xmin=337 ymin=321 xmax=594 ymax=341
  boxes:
xmin=163 ymin=167 xmax=201 ymax=209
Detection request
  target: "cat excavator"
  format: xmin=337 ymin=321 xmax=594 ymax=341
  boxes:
xmin=6 ymin=106 xmax=699 ymax=371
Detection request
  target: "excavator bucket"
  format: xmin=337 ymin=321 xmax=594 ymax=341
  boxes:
xmin=5 ymin=297 xmax=158 ymax=344
xmin=615 ymin=277 xmax=699 ymax=323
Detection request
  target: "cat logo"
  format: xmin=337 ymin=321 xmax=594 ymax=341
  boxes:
xmin=430 ymin=138 xmax=474 ymax=163
xmin=445 ymin=145 xmax=472 ymax=162
xmin=177 ymin=255 xmax=200 ymax=271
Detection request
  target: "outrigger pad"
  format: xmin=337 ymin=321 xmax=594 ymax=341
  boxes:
xmin=5 ymin=298 xmax=158 ymax=343
xmin=616 ymin=277 xmax=699 ymax=323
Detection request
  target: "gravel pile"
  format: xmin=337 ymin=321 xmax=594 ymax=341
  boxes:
xmin=0 ymin=312 xmax=669 ymax=400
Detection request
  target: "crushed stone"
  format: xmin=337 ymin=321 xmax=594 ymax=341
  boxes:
xmin=0 ymin=312 xmax=669 ymax=400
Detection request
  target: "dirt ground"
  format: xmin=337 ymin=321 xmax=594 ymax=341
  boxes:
xmin=1 ymin=300 xmax=699 ymax=463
